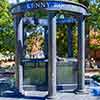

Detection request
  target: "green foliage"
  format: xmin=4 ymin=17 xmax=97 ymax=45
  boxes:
xmin=56 ymin=24 xmax=78 ymax=57
xmin=57 ymin=24 xmax=67 ymax=57
xmin=92 ymin=74 xmax=100 ymax=83
xmin=76 ymin=0 xmax=100 ymax=50
xmin=78 ymin=0 xmax=89 ymax=7
xmin=88 ymin=3 xmax=100 ymax=29
xmin=72 ymin=26 xmax=78 ymax=57
xmin=25 ymin=10 xmax=47 ymax=18
xmin=0 ymin=0 xmax=100 ymax=57
xmin=73 ymin=0 xmax=100 ymax=30
xmin=0 ymin=0 xmax=15 ymax=54
xmin=89 ymin=29 xmax=100 ymax=50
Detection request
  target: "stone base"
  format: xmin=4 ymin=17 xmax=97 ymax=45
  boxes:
xmin=74 ymin=88 xmax=89 ymax=94
xmin=47 ymin=95 xmax=58 ymax=100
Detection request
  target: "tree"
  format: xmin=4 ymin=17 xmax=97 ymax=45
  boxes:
xmin=77 ymin=0 xmax=100 ymax=54
xmin=88 ymin=1 xmax=100 ymax=30
xmin=78 ymin=0 xmax=89 ymax=7
xmin=89 ymin=29 xmax=100 ymax=49
xmin=0 ymin=0 xmax=15 ymax=54
xmin=57 ymin=24 xmax=67 ymax=57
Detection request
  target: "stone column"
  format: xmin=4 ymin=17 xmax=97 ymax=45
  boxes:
xmin=44 ymin=26 xmax=48 ymax=85
xmin=44 ymin=26 xmax=48 ymax=59
xmin=85 ymin=22 xmax=90 ymax=59
xmin=48 ymin=12 xmax=57 ymax=99
xmin=67 ymin=24 xmax=73 ymax=57
xmin=77 ymin=15 xmax=85 ymax=91
xmin=14 ymin=14 xmax=24 ymax=93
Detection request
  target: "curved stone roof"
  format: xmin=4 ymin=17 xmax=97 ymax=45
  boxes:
xmin=11 ymin=0 xmax=88 ymax=16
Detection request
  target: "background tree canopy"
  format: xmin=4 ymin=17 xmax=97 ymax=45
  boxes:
xmin=0 ymin=0 xmax=15 ymax=54
xmin=0 ymin=0 xmax=100 ymax=57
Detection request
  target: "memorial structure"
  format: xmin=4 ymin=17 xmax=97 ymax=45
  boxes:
xmin=11 ymin=0 xmax=88 ymax=99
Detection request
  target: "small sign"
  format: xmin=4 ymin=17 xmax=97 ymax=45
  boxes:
xmin=26 ymin=1 xmax=64 ymax=9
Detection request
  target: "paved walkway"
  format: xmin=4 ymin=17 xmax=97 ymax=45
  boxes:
xmin=56 ymin=93 xmax=100 ymax=100
xmin=0 ymin=91 xmax=100 ymax=100
xmin=0 ymin=94 xmax=99 ymax=100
